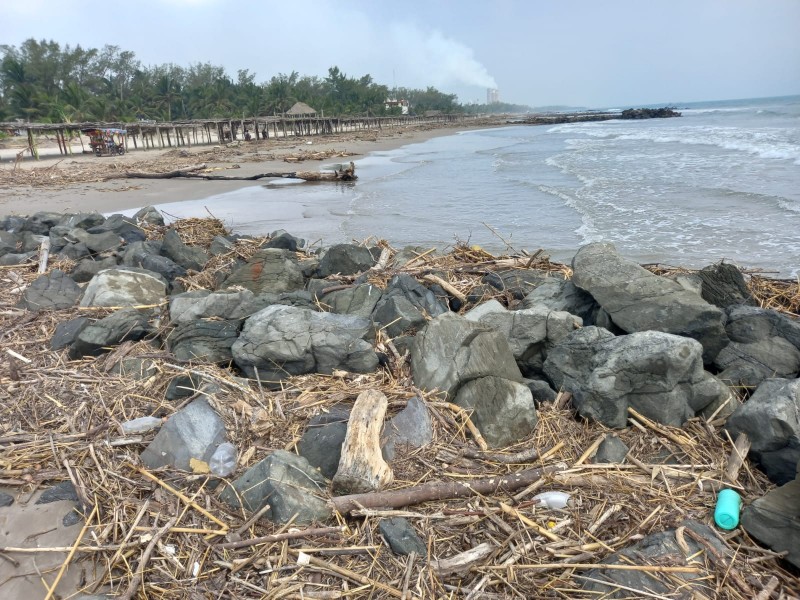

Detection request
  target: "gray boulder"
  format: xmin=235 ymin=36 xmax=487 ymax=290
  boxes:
xmin=223 ymin=248 xmax=305 ymax=294
xmin=209 ymin=235 xmax=235 ymax=256
xmin=521 ymin=277 xmax=601 ymax=325
xmin=298 ymin=417 xmax=348 ymax=479
xmin=68 ymin=309 xmax=155 ymax=358
xmin=322 ymin=283 xmax=383 ymax=319
xmin=59 ymin=212 xmax=106 ymax=230
xmin=168 ymin=320 xmax=239 ymax=363
xmin=219 ymin=450 xmax=330 ymax=524
xmin=70 ymin=257 xmax=119 ymax=283
xmin=381 ymin=396 xmax=433 ymax=461
xmin=59 ymin=242 xmax=90 ymax=261
xmin=64 ymin=228 xmax=123 ymax=253
xmin=0 ymin=230 xmax=18 ymax=256
xmin=21 ymin=211 xmax=63 ymax=235
xmin=132 ymin=205 xmax=164 ymax=226
xmin=161 ymin=229 xmax=208 ymax=271
xmin=87 ymin=214 xmax=146 ymax=244
xmin=140 ymin=398 xmax=227 ymax=471
xmin=170 ymin=289 xmax=255 ymax=323
xmin=80 ymin=268 xmax=167 ymax=308
xmin=482 ymin=269 xmax=550 ymax=300
xmin=372 ymin=274 xmax=448 ymax=338
xmin=454 ymin=376 xmax=538 ymax=447
xmin=235 ymin=291 xmax=317 ymax=316
xmin=0 ymin=251 xmax=35 ymax=266
xmin=19 ymin=269 xmax=81 ymax=311
xmin=714 ymin=306 xmax=800 ymax=387
xmin=580 ymin=520 xmax=727 ymax=598
xmin=21 ymin=231 xmax=47 ymax=252
xmin=264 ymin=231 xmax=302 ymax=251
xmin=544 ymin=327 xmax=730 ymax=428
xmin=51 ymin=317 xmax=90 ymax=350
xmin=411 ymin=312 xmax=523 ymax=399
xmin=571 ymin=242 xmax=729 ymax=362
xmin=232 ymin=305 xmax=378 ymax=380
xmin=726 ymin=378 xmax=800 ymax=484
xmin=594 ymin=434 xmax=629 ymax=464
xmin=466 ymin=299 xmax=581 ymax=377
xmin=379 ymin=518 xmax=427 ymax=556
xmin=123 ymin=243 xmax=186 ymax=282
xmin=317 ymin=243 xmax=376 ymax=277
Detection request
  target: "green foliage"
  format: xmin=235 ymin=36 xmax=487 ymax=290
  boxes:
xmin=0 ymin=38 xmax=485 ymax=123
xmin=462 ymin=101 xmax=532 ymax=115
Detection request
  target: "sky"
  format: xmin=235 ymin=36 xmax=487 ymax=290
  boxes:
xmin=2 ymin=0 xmax=799 ymax=108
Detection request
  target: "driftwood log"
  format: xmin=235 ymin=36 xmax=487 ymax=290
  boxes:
xmin=330 ymin=462 xmax=567 ymax=514
xmin=332 ymin=389 xmax=393 ymax=495
xmin=112 ymin=161 xmax=356 ymax=182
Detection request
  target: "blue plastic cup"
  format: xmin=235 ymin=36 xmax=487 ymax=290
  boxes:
xmin=714 ymin=489 xmax=742 ymax=530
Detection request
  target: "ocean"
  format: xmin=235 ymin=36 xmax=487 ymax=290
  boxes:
xmin=147 ymin=95 xmax=800 ymax=277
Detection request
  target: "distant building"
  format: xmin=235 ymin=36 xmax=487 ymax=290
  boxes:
xmin=487 ymin=88 xmax=500 ymax=104
xmin=384 ymin=98 xmax=410 ymax=115
xmin=285 ymin=102 xmax=317 ymax=117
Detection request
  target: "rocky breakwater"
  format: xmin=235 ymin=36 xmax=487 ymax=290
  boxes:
xmin=1 ymin=208 xmax=799 ymax=599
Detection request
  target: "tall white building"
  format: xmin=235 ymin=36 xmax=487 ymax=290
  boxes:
xmin=487 ymin=88 xmax=500 ymax=104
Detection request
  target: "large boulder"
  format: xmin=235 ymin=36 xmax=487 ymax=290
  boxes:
xmin=372 ymin=274 xmax=448 ymax=337
xmin=544 ymin=327 xmax=730 ymax=429
xmin=321 ymin=283 xmax=383 ymax=319
xmin=571 ymin=242 xmax=728 ymax=362
xmin=232 ymin=305 xmax=378 ymax=380
xmin=59 ymin=212 xmax=106 ymax=230
xmin=219 ymin=450 xmax=330 ymax=524
xmin=317 ymin=244 xmax=376 ymax=277
xmin=123 ymin=242 xmax=186 ymax=282
xmin=521 ymin=277 xmax=601 ymax=325
xmin=411 ymin=312 xmax=523 ymax=399
xmin=70 ymin=256 xmax=119 ymax=283
xmin=20 ymin=211 xmax=63 ymax=235
xmin=481 ymin=269 xmax=550 ymax=301
xmin=726 ymin=378 xmax=800 ymax=484
xmin=381 ymin=397 xmax=433 ymax=461
xmin=80 ymin=268 xmax=167 ymax=308
xmin=223 ymin=248 xmax=305 ymax=294
xmin=168 ymin=320 xmax=239 ymax=363
xmin=169 ymin=289 xmax=255 ymax=323
xmin=466 ymin=299 xmax=581 ymax=377
xmin=454 ymin=376 xmax=537 ymax=447
xmin=713 ymin=306 xmax=800 ymax=387
xmin=132 ymin=205 xmax=164 ymax=227
xmin=297 ymin=410 xmax=350 ymax=479
xmin=64 ymin=228 xmax=123 ymax=253
xmin=87 ymin=214 xmax=146 ymax=244
xmin=19 ymin=269 xmax=82 ymax=311
xmin=161 ymin=229 xmax=209 ymax=271
xmin=68 ymin=309 xmax=155 ymax=358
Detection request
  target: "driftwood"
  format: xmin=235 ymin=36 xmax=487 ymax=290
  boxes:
xmin=113 ymin=161 xmax=357 ymax=182
xmin=330 ymin=463 xmax=567 ymax=514
xmin=332 ymin=389 xmax=393 ymax=494
xmin=432 ymin=542 xmax=495 ymax=577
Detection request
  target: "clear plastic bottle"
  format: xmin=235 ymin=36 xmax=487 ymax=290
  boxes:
xmin=209 ymin=443 xmax=237 ymax=477
xmin=120 ymin=416 xmax=163 ymax=435
xmin=533 ymin=491 xmax=571 ymax=509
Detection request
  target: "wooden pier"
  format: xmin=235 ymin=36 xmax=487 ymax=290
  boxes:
xmin=0 ymin=113 xmax=477 ymax=160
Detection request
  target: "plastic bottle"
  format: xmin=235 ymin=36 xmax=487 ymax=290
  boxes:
xmin=120 ymin=416 xmax=163 ymax=435
xmin=209 ymin=443 xmax=237 ymax=477
xmin=533 ymin=491 xmax=571 ymax=509
xmin=714 ymin=489 xmax=741 ymax=530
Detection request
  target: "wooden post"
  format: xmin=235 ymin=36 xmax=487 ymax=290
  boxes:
xmin=27 ymin=128 xmax=39 ymax=160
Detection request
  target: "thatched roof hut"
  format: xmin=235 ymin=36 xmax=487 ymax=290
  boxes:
xmin=285 ymin=102 xmax=317 ymax=117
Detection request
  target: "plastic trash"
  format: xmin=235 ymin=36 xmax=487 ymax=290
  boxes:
xmin=533 ymin=491 xmax=571 ymax=509
xmin=209 ymin=442 xmax=237 ymax=477
xmin=120 ymin=416 xmax=163 ymax=435
xmin=714 ymin=488 xmax=741 ymax=530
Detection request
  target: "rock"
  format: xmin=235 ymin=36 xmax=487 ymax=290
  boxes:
xmin=482 ymin=269 xmax=550 ymax=300
xmin=219 ymin=450 xmax=331 ymax=524
xmin=713 ymin=306 xmax=800 ymax=387
xmin=59 ymin=242 xmax=90 ymax=261
xmin=232 ymin=305 xmax=378 ymax=380
xmin=0 ymin=492 xmax=14 ymax=507
xmin=209 ymin=235 xmax=235 ymax=256
xmin=741 ymin=462 xmax=800 ymax=568
xmin=544 ymin=327 xmax=730 ymax=429
xmin=133 ymin=205 xmax=164 ymax=226
xmin=322 ymin=283 xmax=383 ymax=319
xmin=594 ymin=434 xmax=629 ymax=464
xmin=697 ymin=262 xmax=754 ymax=308
xmin=70 ymin=256 xmax=119 ymax=283
xmin=390 ymin=245 xmax=435 ymax=269
xmin=223 ymin=248 xmax=305 ymax=294
xmin=170 ymin=289 xmax=255 ymax=323
xmin=521 ymin=278 xmax=601 ymax=325
xmin=297 ymin=420 xmax=348 ymax=479
xmin=36 ymin=481 xmax=79 ymax=504
xmin=411 ymin=312 xmax=523 ymax=399
xmin=317 ymin=243 xmax=376 ymax=277
xmin=264 ymin=231 xmax=301 ymax=251
xmin=59 ymin=212 xmax=106 ymax=230
xmin=466 ymin=299 xmax=581 ymax=377
xmin=168 ymin=319 xmax=239 ymax=363
xmin=69 ymin=309 xmax=155 ymax=359
xmin=21 ymin=231 xmax=46 ymax=252
xmin=80 ymin=267 xmax=167 ymax=308
xmin=580 ymin=520 xmax=727 ymax=598
xmin=19 ymin=269 xmax=81 ymax=311
xmin=87 ymin=214 xmax=146 ymax=244
xmin=0 ymin=215 xmax=25 ymax=232
xmin=161 ymin=229 xmax=209 ymax=271
xmin=0 ymin=230 xmax=18 ymax=256
xmin=108 ymin=357 xmax=158 ymax=380
xmin=165 ymin=374 xmax=203 ymax=400
xmin=381 ymin=396 xmax=434 ymax=461
xmin=140 ymin=398 xmax=227 ymax=471
xmin=725 ymin=378 xmax=800 ymax=484
xmin=372 ymin=274 xmax=448 ymax=337
xmin=126 ymin=249 xmax=186 ymax=283
xmin=51 ymin=317 xmax=91 ymax=350
xmin=0 ymin=251 xmax=36 ymax=266
xmin=236 ymin=291 xmax=318 ymax=315
xmin=523 ymin=378 xmax=558 ymax=404
xmin=21 ymin=211 xmax=63 ymax=235
xmin=454 ymin=376 xmax=538 ymax=447
xmin=571 ymin=242 xmax=728 ymax=363
xmin=63 ymin=507 xmax=84 ymax=527
xmin=379 ymin=517 xmax=427 ymax=556
xmin=65 ymin=228 xmax=123 ymax=253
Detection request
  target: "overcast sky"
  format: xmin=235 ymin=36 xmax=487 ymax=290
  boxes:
xmin=3 ymin=0 xmax=799 ymax=108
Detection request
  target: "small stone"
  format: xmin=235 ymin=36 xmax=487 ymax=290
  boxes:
xmin=594 ymin=435 xmax=629 ymax=464
xmin=0 ymin=492 xmax=14 ymax=507
xmin=379 ymin=517 xmax=427 ymax=556
xmin=36 ymin=481 xmax=79 ymax=504
xmin=63 ymin=506 xmax=84 ymax=527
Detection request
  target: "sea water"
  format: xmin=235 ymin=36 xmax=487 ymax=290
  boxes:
xmin=148 ymin=95 xmax=800 ymax=276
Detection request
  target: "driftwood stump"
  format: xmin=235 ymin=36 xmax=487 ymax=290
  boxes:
xmin=332 ymin=389 xmax=393 ymax=495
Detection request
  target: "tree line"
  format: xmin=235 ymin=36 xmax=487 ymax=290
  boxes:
xmin=0 ymin=39 xmax=526 ymax=124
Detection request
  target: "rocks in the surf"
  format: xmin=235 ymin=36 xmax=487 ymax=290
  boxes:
xmin=20 ymin=269 xmax=82 ymax=311
xmin=69 ymin=308 xmax=156 ymax=358
xmin=725 ymin=378 xmax=800 ymax=485
xmin=140 ymin=398 xmax=227 ymax=471
xmin=161 ymin=229 xmax=209 ymax=271
xmin=220 ymin=450 xmax=330 ymax=524
xmin=80 ymin=267 xmax=167 ymax=307
xmin=372 ymin=274 xmax=448 ymax=337
xmin=223 ymin=248 xmax=305 ymax=294
xmin=543 ymin=327 xmax=730 ymax=429
xmin=571 ymin=242 xmax=729 ymax=363
xmin=168 ymin=319 xmax=240 ymax=363
xmin=317 ymin=243 xmax=377 ymax=277
xmin=232 ymin=305 xmax=378 ymax=380
xmin=713 ymin=306 xmax=800 ymax=387
xmin=465 ymin=299 xmax=581 ymax=378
